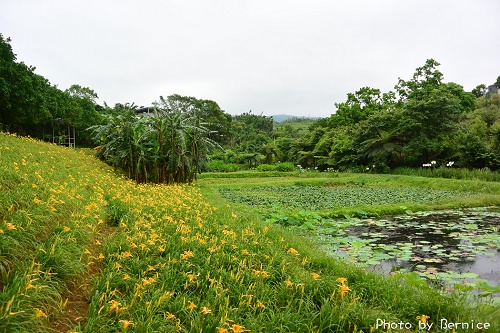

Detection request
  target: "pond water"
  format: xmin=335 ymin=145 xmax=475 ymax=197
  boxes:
xmin=319 ymin=208 xmax=500 ymax=292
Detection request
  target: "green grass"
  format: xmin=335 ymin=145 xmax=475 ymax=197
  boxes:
xmin=392 ymin=166 xmax=500 ymax=182
xmin=1 ymin=132 xmax=499 ymax=332
xmin=0 ymin=133 xmax=111 ymax=332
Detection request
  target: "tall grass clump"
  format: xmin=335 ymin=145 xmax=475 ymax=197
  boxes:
xmin=392 ymin=166 xmax=500 ymax=182
xmin=256 ymin=162 xmax=296 ymax=172
xmin=208 ymin=159 xmax=243 ymax=172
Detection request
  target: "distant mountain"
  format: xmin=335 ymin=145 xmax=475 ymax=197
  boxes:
xmin=271 ymin=114 xmax=322 ymax=122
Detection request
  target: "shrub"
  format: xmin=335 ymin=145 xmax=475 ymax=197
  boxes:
xmin=256 ymin=163 xmax=276 ymax=171
xmin=209 ymin=160 xmax=242 ymax=172
xmin=275 ymin=162 xmax=296 ymax=172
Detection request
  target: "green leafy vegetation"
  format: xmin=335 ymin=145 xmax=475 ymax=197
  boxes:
xmin=219 ymin=185 xmax=471 ymax=210
xmin=392 ymin=166 xmax=500 ymax=182
xmin=3 ymin=128 xmax=499 ymax=332
xmin=3 ymin=34 xmax=500 ymax=176
xmin=88 ymin=96 xmax=222 ymax=184
xmin=2 ymin=31 xmax=500 ymax=333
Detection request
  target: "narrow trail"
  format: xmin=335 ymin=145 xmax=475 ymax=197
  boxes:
xmin=50 ymin=225 xmax=115 ymax=332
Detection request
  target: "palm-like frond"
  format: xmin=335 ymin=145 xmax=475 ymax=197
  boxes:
xmin=88 ymin=97 xmax=221 ymax=184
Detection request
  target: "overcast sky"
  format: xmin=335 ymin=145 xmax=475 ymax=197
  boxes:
xmin=2 ymin=1 xmax=499 ymax=117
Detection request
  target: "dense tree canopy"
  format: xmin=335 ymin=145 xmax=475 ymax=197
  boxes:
xmin=2 ymin=33 xmax=499 ymax=178
xmin=0 ymin=34 xmax=101 ymax=144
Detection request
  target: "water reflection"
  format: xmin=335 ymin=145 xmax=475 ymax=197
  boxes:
xmin=324 ymin=208 xmax=500 ymax=286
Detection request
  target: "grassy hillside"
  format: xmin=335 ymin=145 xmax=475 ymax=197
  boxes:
xmin=1 ymin=132 xmax=498 ymax=332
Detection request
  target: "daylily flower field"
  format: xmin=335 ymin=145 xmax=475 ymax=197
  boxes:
xmin=1 ymin=133 xmax=498 ymax=332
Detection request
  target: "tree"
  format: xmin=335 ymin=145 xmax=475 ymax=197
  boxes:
xmin=325 ymin=127 xmax=358 ymax=169
xmin=458 ymin=93 xmax=500 ymax=169
xmin=66 ymin=84 xmax=98 ymax=103
xmin=90 ymin=95 xmax=222 ymax=184
xmin=360 ymin=129 xmax=402 ymax=167
xmin=0 ymin=34 xmax=16 ymax=131
xmin=89 ymin=104 xmax=152 ymax=181
xmin=275 ymin=137 xmax=298 ymax=162
xmin=259 ymin=142 xmax=279 ymax=164
xmin=329 ymin=87 xmax=387 ymax=128
xmin=395 ymin=59 xmax=444 ymax=102
xmin=472 ymin=84 xmax=487 ymax=98
xmin=395 ymin=60 xmax=475 ymax=165
xmin=165 ymin=94 xmax=231 ymax=145
xmin=0 ymin=35 xmax=104 ymax=144
xmin=229 ymin=111 xmax=274 ymax=154
xmin=344 ymin=105 xmax=404 ymax=169
xmin=65 ymin=85 xmax=101 ymax=128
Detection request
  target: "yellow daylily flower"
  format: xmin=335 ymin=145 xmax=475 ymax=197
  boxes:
xmin=201 ymin=306 xmax=211 ymax=315
xmin=187 ymin=301 xmax=197 ymax=310
xmin=417 ymin=314 xmax=430 ymax=324
xmin=120 ymin=319 xmax=133 ymax=329
xmin=336 ymin=277 xmax=348 ymax=285
xmin=230 ymin=324 xmax=249 ymax=333
xmin=35 ymin=309 xmax=47 ymax=318
xmin=339 ymin=284 xmax=350 ymax=298
xmin=109 ymin=299 xmax=121 ymax=311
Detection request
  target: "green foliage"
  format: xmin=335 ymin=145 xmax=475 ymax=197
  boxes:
xmin=275 ymin=118 xmax=316 ymax=140
xmin=0 ymin=35 xmax=103 ymax=145
xmin=2 ymin=135 xmax=498 ymax=332
xmin=255 ymin=162 xmax=296 ymax=172
xmin=275 ymin=162 xmax=296 ymax=172
xmin=392 ymin=167 xmax=500 ymax=182
xmin=297 ymin=59 xmax=497 ymax=171
xmin=275 ymin=137 xmax=299 ymax=162
xmin=229 ymin=111 xmax=274 ymax=152
xmin=255 ymin=163 xmax=276 ymax=171
xmin=3 ymin=32 xmax=500 ymax=175
xmin=88 ymin=96 xmax=222 ymax=184
xmin=263 ymin=208 xmax=335 ymax=233
xmin=472 ymin=84 xmax=487 ymax=98
xmin=208 ymin=160 xmax=242 ymax=172
xmin=329 ymin=87 xmax=389 ymax=128
xmin=218 ymin=185 xmax=471 ymax=210
xmin=105 ymin=196 xmax=130 ymax=227
xmin=398 ymin=82 xmax=475 ymax=164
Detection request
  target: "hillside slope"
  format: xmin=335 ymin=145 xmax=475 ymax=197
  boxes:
xmin=0 ymin=133 xmax=496 ymax=333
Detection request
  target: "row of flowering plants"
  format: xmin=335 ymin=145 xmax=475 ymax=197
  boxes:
xmin=0 ymin=132 xmax=113 ymax=332
xmin=83 ymin=182 xmax=367 ymax=332
xmin=0 ymin=133 xmax=362 ymax=332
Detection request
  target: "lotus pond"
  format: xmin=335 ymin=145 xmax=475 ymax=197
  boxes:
xmin=219 ymin=185 xmax=500 ymax=298
xmin=317 ymin=208 xmax=500 ymax=294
